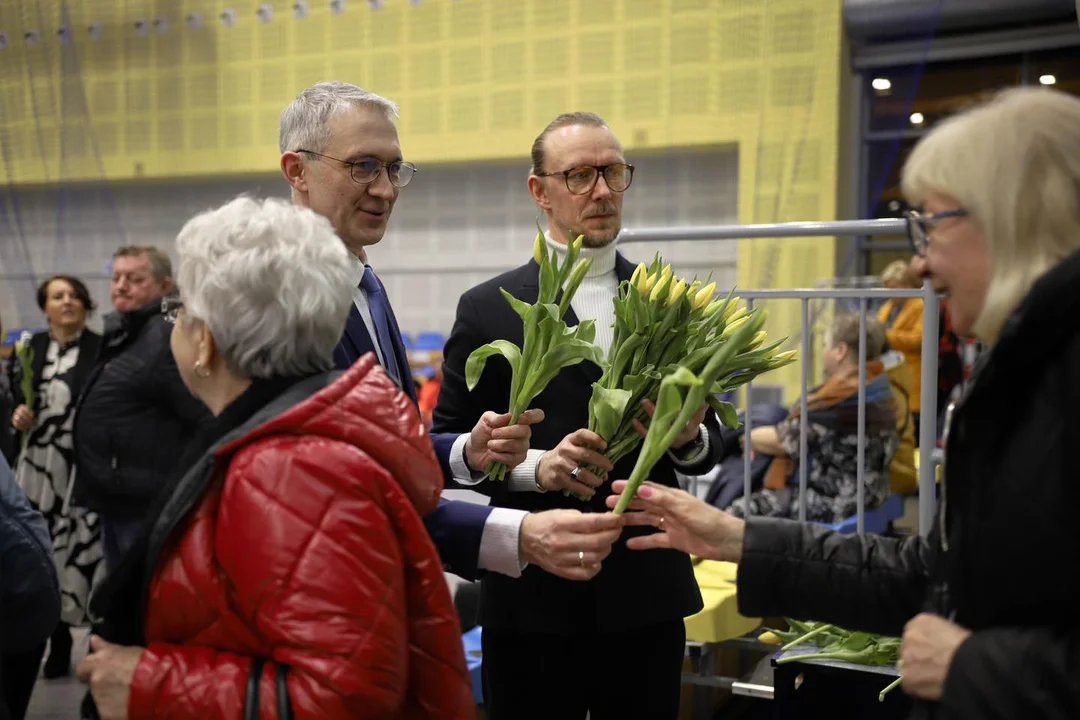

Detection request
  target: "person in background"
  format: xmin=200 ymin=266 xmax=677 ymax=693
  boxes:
xmin=278 ymin=82 xmax=622 ymax=584
xmin=607 ymin=87 xmax=1080 ymax=718
xmin=726 ymin=314 xmax=899 ymax=524
xmin=8 ymin=276 xmax=103 ymax=679
xmin=878 ymin=259 xmax=924 ymax=436
xmin=73 ymin=246 xmax=209 ymax=572
xmin=417 ymin=360 xmax=443 ymax=430
xmin=435 ymin=111 xmax=723 ymax=719
xmin=0 ymin=454 xmax=60 ymax=720
xmin=78 ymin=196 xmax=474 ymax=720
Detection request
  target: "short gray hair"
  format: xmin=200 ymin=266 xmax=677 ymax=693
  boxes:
xmin=174 ymin=196 xmax=354 ymax=379
xmin=279 ymin=81 xmax=399 ymax=154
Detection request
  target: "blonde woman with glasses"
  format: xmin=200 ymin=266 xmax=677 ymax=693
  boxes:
xmin=605 ymin=87 xmax=1080 ymax=718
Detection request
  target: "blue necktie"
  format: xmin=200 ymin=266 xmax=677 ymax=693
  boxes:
xmin=359 ymin=266 xmax=402 ymax=385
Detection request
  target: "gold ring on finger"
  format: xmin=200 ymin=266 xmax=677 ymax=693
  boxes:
xmin=578 ymin=551 xmax=586 ymax=568
xmin=659 ymin=516 xmax=666 ymax=530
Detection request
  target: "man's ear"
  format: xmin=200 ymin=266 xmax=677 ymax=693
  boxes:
xmin=527 ymin=175 xmax=551 ymax=211
xmin=161 ymin=277 xmax=175 ymax=294
xmin=281 ymin=152 xmax=307 ymax=193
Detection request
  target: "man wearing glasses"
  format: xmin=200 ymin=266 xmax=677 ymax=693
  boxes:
xmin=277 ymin=84 xmax=623 ymax=587
xmin=434 ymin=112 xmax=725 ymax=719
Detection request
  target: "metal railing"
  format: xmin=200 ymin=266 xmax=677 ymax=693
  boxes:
xmin=618 ymin=218 xmax=939 ymax=537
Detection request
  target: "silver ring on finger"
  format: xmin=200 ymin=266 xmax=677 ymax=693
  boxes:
xmin=570 ymin=467 xmax=582 ymax=482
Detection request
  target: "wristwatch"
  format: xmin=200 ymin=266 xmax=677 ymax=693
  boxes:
xmin=669 ymin=425 xmax=709 ymax=465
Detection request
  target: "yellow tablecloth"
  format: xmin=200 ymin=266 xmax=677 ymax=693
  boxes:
xmin=683 ymin=559 xmax=761 ymax=643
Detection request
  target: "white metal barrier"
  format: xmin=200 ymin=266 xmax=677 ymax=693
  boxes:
xmin=620 ymin=218 xmax=939 ymax=537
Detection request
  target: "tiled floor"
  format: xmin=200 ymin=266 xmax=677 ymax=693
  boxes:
xmin=26 ymin=628 xmax=89 ymax=720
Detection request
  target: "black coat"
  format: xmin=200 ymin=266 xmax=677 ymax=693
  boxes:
xmin=434 ymin=253 xmax=718 ymax=633
xmin=73 ymin=301 xmax=209 ymax=515
xmin=737 ymin=248 xmax=1080 ymax=719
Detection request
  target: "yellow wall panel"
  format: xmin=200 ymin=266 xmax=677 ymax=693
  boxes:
xmin=0 ymin=0 xmax=843 ymax=399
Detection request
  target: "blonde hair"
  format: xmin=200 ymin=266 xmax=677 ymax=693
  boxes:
xmin=901 ymin=87 xmax=1080 ymax=343
xmin=881 ymin=259 xmax=918 ymax=288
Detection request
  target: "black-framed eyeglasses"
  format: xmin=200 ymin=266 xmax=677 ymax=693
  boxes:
xmin=295 ymin=150 xmax=418 ymax=188
xmin=162 ymin=295 xmax=183 ymax=324
xmin=906 ymin=208 xmax=969 ymax=256
xmin=536 ymin=163 xmax=635 ymax=195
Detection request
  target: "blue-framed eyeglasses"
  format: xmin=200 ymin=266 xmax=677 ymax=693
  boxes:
xmin=906 ymin=209 xmax=968 ymax=256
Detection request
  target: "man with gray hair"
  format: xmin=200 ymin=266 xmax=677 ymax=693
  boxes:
xmin=74 ymin=245 xmax=209 ymax=572
xmin=278 ymin=82 xmax=624 ymax=583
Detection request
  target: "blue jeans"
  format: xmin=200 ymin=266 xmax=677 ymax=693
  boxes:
xmin=101 ymin=515 xmax=145 ymax=574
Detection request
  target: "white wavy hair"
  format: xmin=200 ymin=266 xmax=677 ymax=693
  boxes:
xmin=174 ymin=195 xmax=354 ymax=378
xmin=279 ymin=81 xmax=399 ymax=154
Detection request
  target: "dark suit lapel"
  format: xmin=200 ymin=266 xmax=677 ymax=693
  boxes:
xmin=369 ymin=273 xmax=418 ymax=403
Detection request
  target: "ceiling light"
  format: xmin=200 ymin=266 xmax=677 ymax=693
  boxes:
xmin=220 ymin=9 xmax=237 ymax=27
xmin=0 ymin=31 xmax=8 ymax=50
xmin=871 ymin=77 xmax=891 ymax=91
xmin=1039 ymin=74 xmax=1057 ymax=85
xmin=909 ymin=112 xmax=925 ymax=125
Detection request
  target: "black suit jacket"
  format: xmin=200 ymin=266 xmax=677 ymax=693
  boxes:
xmin=434 ymin=251 xmax=716 ymax=633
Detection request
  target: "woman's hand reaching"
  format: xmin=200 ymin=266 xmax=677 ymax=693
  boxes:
xmin=605 ymin=480 xmax=746 ymax=563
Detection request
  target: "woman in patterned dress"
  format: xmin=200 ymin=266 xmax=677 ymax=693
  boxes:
xmin=10 ymin=275 xmax=103 ymax=678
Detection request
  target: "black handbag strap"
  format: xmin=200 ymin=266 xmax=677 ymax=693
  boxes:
xmin=245 ymin=658 xmax=267 ymax=720
xmin=276 ymin=663 xmax=294 ymax=719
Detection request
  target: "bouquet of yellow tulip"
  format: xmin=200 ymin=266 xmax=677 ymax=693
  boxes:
xmin=584 ymin=255 xmax=796 ymax=493
xmin=466 ymin=226 xmax=604 ymax=481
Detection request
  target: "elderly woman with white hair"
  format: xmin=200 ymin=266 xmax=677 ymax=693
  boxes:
xmin=603 ymin=86 xmax=1080 ymax=719
xmin=75 ymin=197 xmax=475 ymax=720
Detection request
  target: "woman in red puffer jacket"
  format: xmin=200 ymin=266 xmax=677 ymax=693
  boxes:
xmin=77 ymin=197 xmax=474 ymax=720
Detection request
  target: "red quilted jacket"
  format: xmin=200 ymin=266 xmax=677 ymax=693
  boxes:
xmin=128 ymin=357 xmax=475 ymax=719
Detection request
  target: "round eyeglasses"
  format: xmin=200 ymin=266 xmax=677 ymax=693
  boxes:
xmin=296 ymin=150 xmax=418 ymax=188
xmin=905 ymin=208 xmax=968 ymax=255
xmin=536 ymin=163 xmax=635 ymax=196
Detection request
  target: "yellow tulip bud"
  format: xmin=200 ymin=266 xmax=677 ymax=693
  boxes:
xmin=666 ymin=279 xmax=688 ymax=307
xmin=703 ymin=299 xmax=724 ymax=318
xmin=723 ymin=305 xmax=747 ymax=324
xmin=649 ymin=271 xmax=670 ymax=303
xmin=769 ymin=350 xmax=799 ymax=366
xmin=691 ymin=282 xmax=717 ymax=311
xmin=688 ymin=280 xmax=702 ymax=297
xmin=532 ymin=228 xmax=545 ymax=265
xmin=721 ymin=315 xmax=750 ymax=339
xmin=749 ymin=330 xmax=768 ymax=348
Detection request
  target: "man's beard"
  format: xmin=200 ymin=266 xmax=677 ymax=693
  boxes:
xmin=575 ymin=202 xmax=620 ymax=248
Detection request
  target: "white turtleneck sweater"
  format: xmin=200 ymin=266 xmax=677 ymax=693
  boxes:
xmin=451 ymin=233 xmax=710 ymax=495
xmin=544 ymin=233 xmax=620 ymax=358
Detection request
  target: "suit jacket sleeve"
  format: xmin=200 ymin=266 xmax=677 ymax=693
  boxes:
xmin=423 ymin=497 xmax=491 ymax=581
